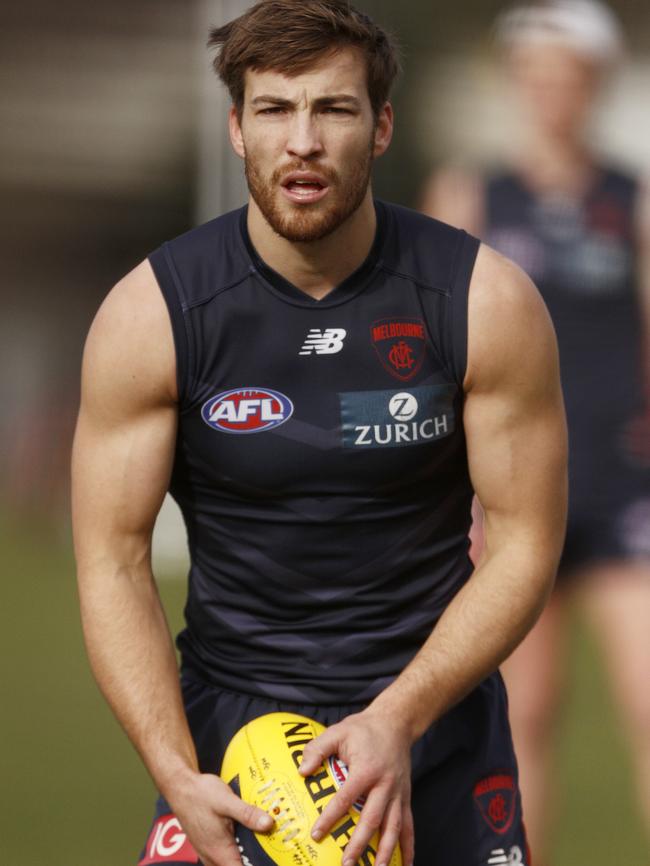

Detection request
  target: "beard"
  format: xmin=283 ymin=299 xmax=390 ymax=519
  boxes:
xmin=244 ymin=142 xmax=374 ymax=243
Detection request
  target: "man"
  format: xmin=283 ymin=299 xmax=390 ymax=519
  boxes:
xmin=72 ymin=2 xmax=567 ymax=865
xmin=422 ymin=2 xmax=650 ymax=859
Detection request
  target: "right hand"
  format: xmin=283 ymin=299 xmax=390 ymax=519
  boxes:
xmin=167 ymin=770 xmax=274 ymax=866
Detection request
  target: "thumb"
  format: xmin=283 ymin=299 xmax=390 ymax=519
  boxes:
xmin=299 ymin=727 xmax=339 ymax=777
xmin=223 ymin=787 xmax=275 ymax=834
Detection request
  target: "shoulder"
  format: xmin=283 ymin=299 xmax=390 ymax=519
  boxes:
xmin=92 ymin=258 xmax=166 ymax=330
xmin=159 ymin=207 xmax=242 ymax=257
xmin=383 ymin=199 xmax=463 ymax=247
xmin=380 ymin=200 xmax=478 ymax=293
xmin=149 ymin=207 xmax=250 ymax=307
xmin=598 ymin=162 xmax=639 ymax=194
xmin=465 ymin=243 xmax=558 ymax=394
xmin=83 ymin=259 xmax=177 ymax=411
xmin=593 ymin=164 xmax=643 ymax=223
xmin=419 ymin=165 xmax=485 ymax=234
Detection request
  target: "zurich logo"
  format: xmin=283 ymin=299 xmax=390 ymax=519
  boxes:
xmin=201 ymin=387 xmax=293 ymax=434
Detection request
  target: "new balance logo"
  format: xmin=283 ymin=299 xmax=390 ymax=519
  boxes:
xmin=487 ymin=846 xmax=525 ymax=866
xmin=299 ymin=328 xmax=347 ymax=355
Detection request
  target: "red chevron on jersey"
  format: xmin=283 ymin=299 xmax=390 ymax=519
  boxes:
xmin=139 ymin=815 xmax=199 ymax=865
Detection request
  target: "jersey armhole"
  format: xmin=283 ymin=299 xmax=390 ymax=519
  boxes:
xmin=448 ymin=231 xmax=481 ymax=387
xmin=148 ymin=243 xmax=192 ymax=409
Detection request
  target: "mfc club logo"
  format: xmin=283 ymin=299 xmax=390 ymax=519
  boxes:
xmin=473 ymin=773 xmax=517 ymax=835
xmin=370 ymin=318 xmax=426 ymax=381
xmin=299 ymin=328 xmax=347 ymax=355
xmin=201 ymin=388 xmax=293 ymax=434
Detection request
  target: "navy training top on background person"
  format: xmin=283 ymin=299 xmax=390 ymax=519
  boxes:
xmin=148 ymin=201 xmax=480 ymax=704
xmin=485 ymin=167 xmax=643 ymax=423
xmin=485 ymin=168 xmax=647 ymax=534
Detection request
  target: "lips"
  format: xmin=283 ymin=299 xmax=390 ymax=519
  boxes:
xmin=281 ymin=171 xmax=330 ymax=204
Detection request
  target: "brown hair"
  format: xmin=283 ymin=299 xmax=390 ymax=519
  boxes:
xmin=208 ymin=0 xmax=400 ymax=119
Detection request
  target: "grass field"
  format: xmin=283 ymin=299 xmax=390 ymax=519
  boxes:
xmin=2 ymin=518 xmax=647 ymax=865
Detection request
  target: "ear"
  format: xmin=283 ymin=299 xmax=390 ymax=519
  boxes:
xmin=373 ymin=102 xmax=394 ymax=158
xmin=229 ymin=105 xmax=246 ymax=159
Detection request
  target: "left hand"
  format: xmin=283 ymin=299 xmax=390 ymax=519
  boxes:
xmin=298 ymin=707 xmax=414 ymax=866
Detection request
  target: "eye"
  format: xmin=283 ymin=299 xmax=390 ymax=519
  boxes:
xmin=323 ymin=107 xmax=352 ymax=115
xmin=257 ymin=106 xmax=286 ymax=115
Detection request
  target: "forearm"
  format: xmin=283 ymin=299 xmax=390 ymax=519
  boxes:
xmin=370 ymin=539 xmax=556 ymax=741
xmin=78 ymin=559 xmax=198 ymax=799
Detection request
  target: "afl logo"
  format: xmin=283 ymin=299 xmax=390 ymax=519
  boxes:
xmin=201 ymin=388 xmax=294 ymax=434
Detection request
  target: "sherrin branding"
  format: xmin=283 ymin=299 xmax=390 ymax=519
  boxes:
xmin=202 ymin=388 xmax=294 ymax=434
xmin=220 ymin=712 xmax=402 ymax=866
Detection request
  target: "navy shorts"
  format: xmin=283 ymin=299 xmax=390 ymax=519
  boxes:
xmin=138 ymin=672 xmax=531 ymax=866
xmin=559 ymin=461 xmax=650 ymax=578
xmin=558 ymin=419 xmax=650 ymax=578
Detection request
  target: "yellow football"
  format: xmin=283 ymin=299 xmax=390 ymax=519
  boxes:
xmin=220 ymin=712 xmax=402 ymax=866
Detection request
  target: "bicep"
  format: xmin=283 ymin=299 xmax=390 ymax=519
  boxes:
xmin=464 ymin=370 xmax=567 ymax=547
xmin=463 ymin=247 xmax=567 ymax=556
xmin=72 ymin=262 xmax=178 ymax=573
xmin=72 ymin=400 xmax=177 ymax=565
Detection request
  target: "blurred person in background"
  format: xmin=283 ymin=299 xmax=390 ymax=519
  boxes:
xmin=422 ymin=0 xmax=650 ymax=861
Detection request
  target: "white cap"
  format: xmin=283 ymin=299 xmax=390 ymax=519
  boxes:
xmin=496 ymin=0 xmax=624 ymax=66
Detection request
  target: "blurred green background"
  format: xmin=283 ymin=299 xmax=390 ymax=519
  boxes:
xmin=2 ymin=522 xmax=647 ymax=864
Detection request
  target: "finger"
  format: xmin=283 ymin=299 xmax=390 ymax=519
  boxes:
xmin=221 ymin=786 xmax=275 ymax=833
xmin=399 ymin=799 xmax=415 ymax=866
xmin=299 ymin=726 xmax=339 ymax=776
xmin=335 ymin=786 xmax=391 ymax=866
xmin=201 ymin=829 xmax=248 ymax=866
xmin=311 ymin=773 xmax=372 ymax=840
xmin=374 ymin=797 xmax=402 ymax=866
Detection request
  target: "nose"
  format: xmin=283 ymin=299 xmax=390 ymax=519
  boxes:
xmin=285 ymin=111 xmax=323 ymax=160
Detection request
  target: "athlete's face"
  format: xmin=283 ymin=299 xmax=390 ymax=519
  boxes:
xmin=229 ymin=47 xmax=393 ymax=243
xmin=508 ymin=42 xmax=602 ymax=140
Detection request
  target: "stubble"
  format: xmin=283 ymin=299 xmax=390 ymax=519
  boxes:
xmin=244 ymin=141 xmax=374 ymax=243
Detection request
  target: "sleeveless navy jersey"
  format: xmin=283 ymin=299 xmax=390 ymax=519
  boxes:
xmin=485 ymin=167 xmax=645 ymax=442
xmin=149 ymin=201 xmax=479 ymax=704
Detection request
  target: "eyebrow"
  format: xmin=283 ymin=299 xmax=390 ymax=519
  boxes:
xmin=250 ymin=94 xmax=362 ymax=109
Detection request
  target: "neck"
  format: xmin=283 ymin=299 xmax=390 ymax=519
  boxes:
xmin=247 ymin=191 xmax=377 ymax=301
xmin=518 ymin=127 xmax=594 ymax=194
